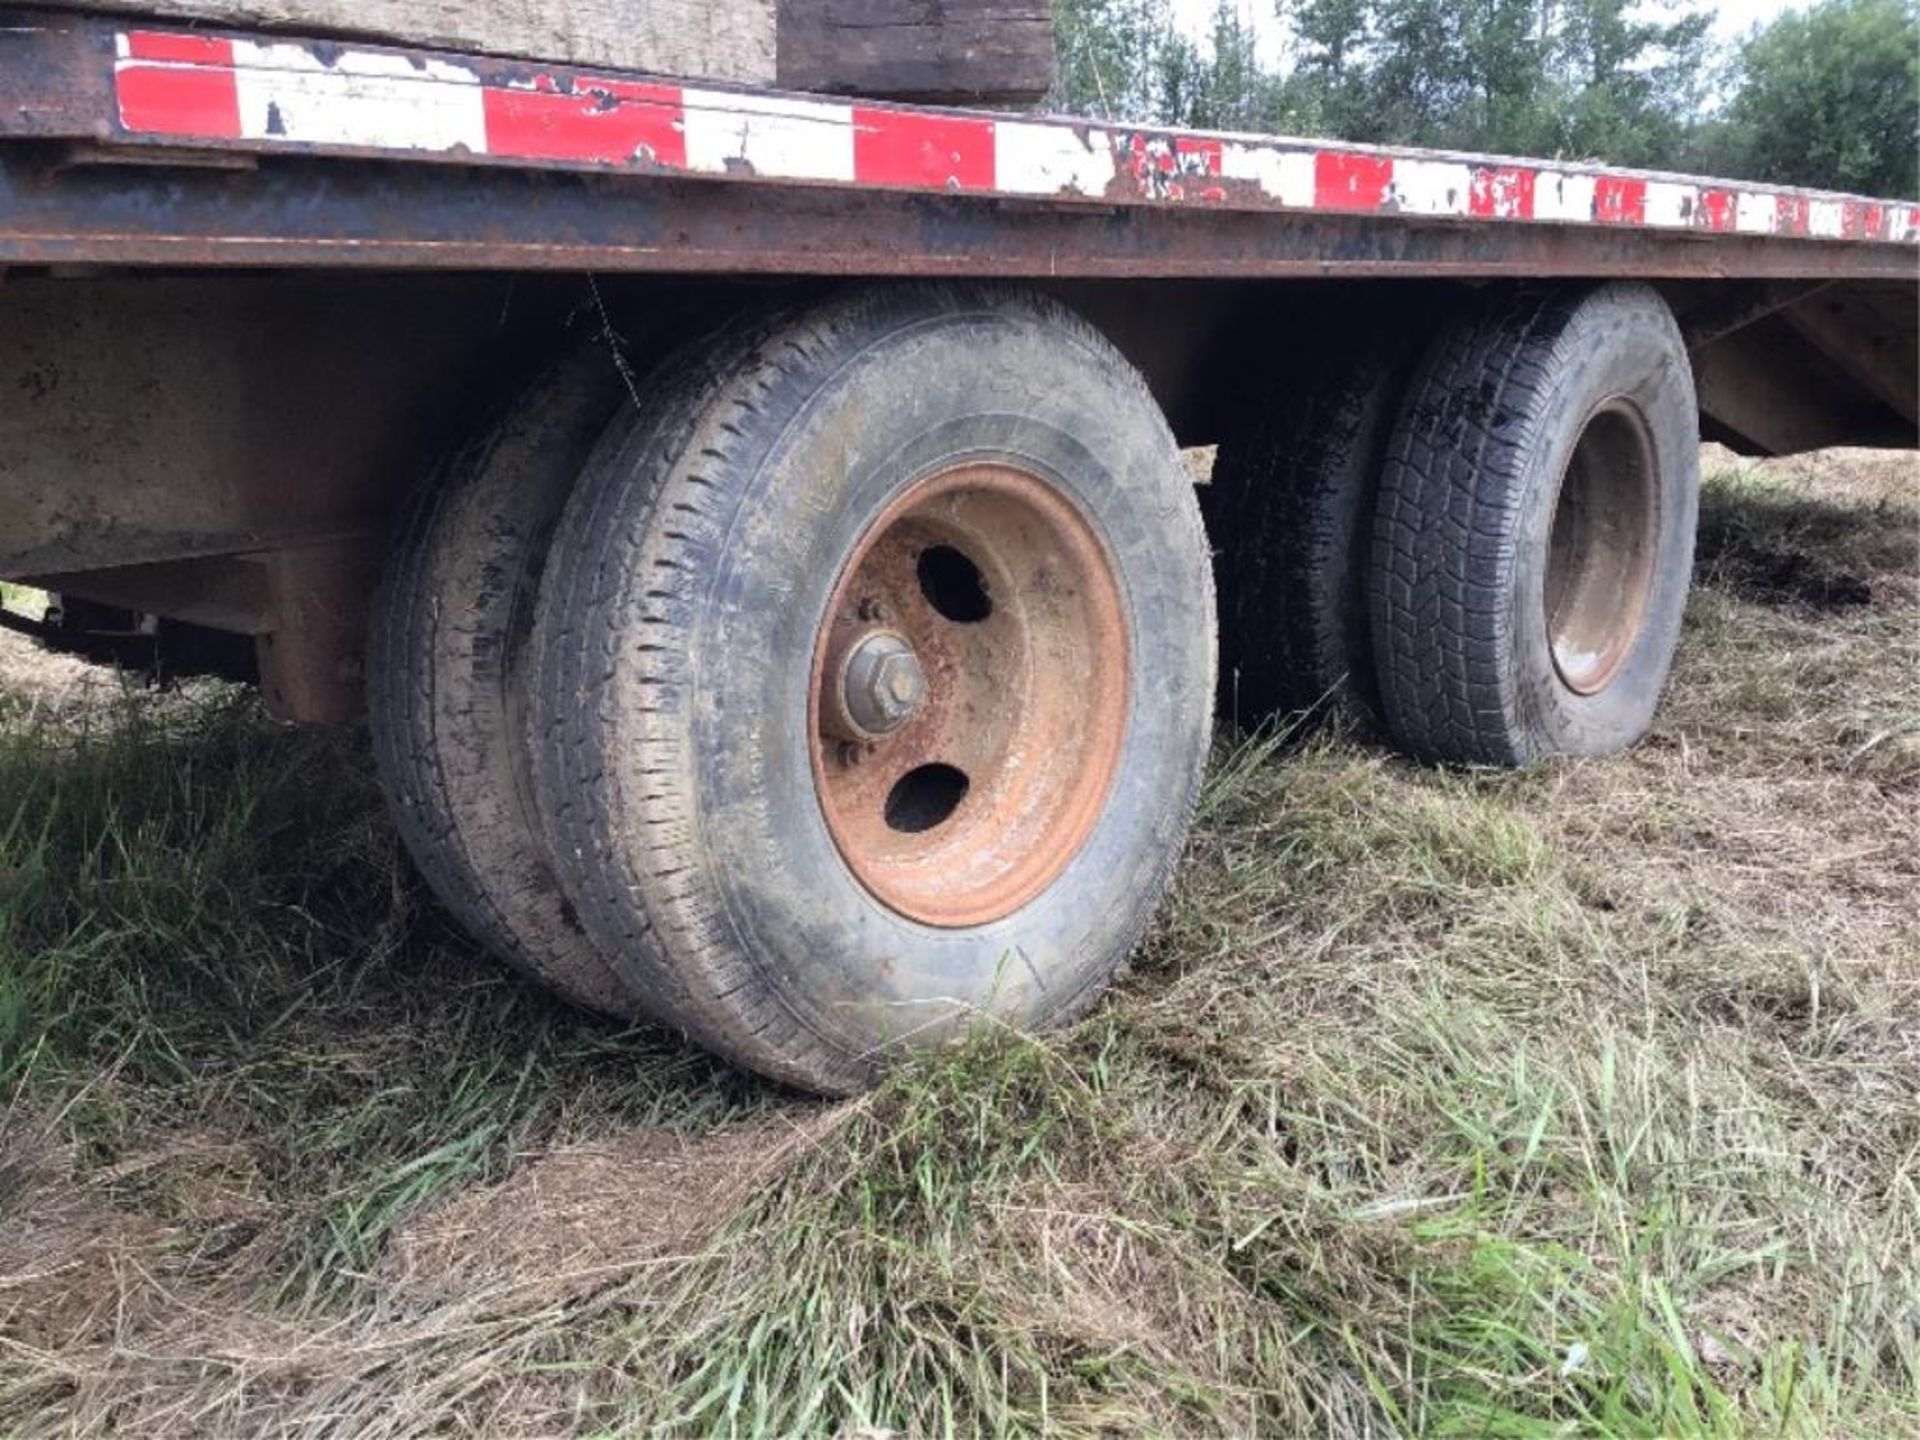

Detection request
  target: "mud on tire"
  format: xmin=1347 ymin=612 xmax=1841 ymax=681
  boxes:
xmin=369 ymin=344 xmax=640 ymax=1018
xmin=529 ymin=286 xmax=1217 ymax=1093
xmin=1369 ymin=283 xmax=1700 ymax=765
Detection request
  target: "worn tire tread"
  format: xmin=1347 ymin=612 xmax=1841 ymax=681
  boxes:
xmin=532 ymin=286 xmax=1213 ymax=1092
xmin=369 ymin=346 xmax=638 ymax=1017
xmin=1369 ymin=283 xmax=1695 ymax=765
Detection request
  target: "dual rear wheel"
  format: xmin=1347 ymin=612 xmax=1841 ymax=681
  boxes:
xmin=373 ymin=281 xmax=1699 ymax=1091
xmin=372 ymin=287 xmax=1213 ymax=1093
xmin=1212 ymin=281 xmax=1700 ymax=764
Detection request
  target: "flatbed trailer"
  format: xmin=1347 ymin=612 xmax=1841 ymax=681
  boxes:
xmin=3 ymin=9 xmax=1915 ymax=1091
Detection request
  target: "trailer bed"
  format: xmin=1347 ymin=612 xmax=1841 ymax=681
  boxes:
xmin=2 ymin=5 xmax=1913 ymax=727
xmin=2 ymin=9 xmax=1916 ymax=280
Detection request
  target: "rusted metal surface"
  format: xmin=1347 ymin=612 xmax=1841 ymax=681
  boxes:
xmin=24 ymin=552 xmax=277 ymax=634
xmin=1687 ymin=279 xmax=1919 ymax=453
xmin=1675 ymin=280 xmax=1832 ymax=351
xmin=809 ymin=463 xmax=1128 ymax=929
xmin=25 ymin=540 xmax=376 ymax=722
xmin=0 ymin=273 xmax=537 ymax=578
xmin=21 ymin=12 xmax=1917 ymax=242
xmin=0 ymin=10 xmax=1916 ymax=281
xmin=1694 ymin=321 xmax=1910 ymax=455
xmin=822 ymin=628 xmax=927 ymax=741
xmin=1781 ymin=285 xmax=1920 ymax=423
xmin=251 ymin=539 xmax=377 ymax=722
xmin=4 ymin=148 xmax=1917 ymax=282
xmin=1545 ymin=402 xmax=1658 ymax=696
xmin=0 ymin=11 xmax=117 ymax=139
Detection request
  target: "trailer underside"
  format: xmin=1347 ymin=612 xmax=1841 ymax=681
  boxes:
xmin=2 ymin=10 xmax=1914 ymax=721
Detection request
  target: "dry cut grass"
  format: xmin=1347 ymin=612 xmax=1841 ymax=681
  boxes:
xmin=0 ymin=449 xmax=1915 ymax=1437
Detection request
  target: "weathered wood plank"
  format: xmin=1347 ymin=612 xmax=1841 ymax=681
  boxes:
xmin=777 ymin=0 xmax=1053 ymax=105
xmin=25 ymin=0 xmax=779 ymax=82
xmin=25 ymin=0 xmax=1057 ymax=104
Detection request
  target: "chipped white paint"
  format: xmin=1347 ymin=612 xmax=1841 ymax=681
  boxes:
xmin=993 ymin=120 xmax=1117 ymax=199
xmin=1642 ymin=182 xmax=1692 ymax=229
xmin=1387 ymin=159 xmax=1473 ymax=216
xmin=1808 ymin=200 xmax=1848 ymax=238
xmin=104 ymin=25 xmax=1918 ymax=246
xmin=681 ymin=89 xmax=854 ymax=181
xmin=1734 ymin=191 xmax=1777 ymax=235
xmin=1218 ymin=141 xmax=1314 ymax=207
xmin=1533 ymin=171 xmax=1596 ymax=224
xmin=229 ymin=39 xmax=486 ymax=152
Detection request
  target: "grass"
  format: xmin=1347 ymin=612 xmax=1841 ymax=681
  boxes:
xmin=1 ymin=449 xmax=1915 ymax=1437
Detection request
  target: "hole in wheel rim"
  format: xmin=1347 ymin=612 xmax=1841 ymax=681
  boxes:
xmin=809 ymin=463 xmax=1130 ymax=929
xmin=1545 ymin=401 xmax=1659 ymax=696
xmin=885 ymin=764 xmax=970 ymax=833
xmin=917 ymin=545 xmax=993 ymax=623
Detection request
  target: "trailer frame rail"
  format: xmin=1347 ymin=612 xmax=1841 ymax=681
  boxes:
xmin=1 ymin=8 xmax=1916 ymax=280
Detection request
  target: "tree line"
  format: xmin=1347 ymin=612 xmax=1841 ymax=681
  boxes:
xmin=1051 ymin=0 xmax=1919 ymax=199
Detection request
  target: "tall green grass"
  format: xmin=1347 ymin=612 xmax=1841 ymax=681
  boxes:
xmin=0 ymin=694 xmax=768 ymax=1316
xmin=1 ymin=460 xmax=1915 ymax=1437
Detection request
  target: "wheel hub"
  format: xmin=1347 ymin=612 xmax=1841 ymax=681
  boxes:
xmin=808 ymin=462 xmax=1129 ymax=929
xmin=826 ymin=629 xmax=928 ymax=739
xmin=1545 ymin=399 xmax=1659 ymax=696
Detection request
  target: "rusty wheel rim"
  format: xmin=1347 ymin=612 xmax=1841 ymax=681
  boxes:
xmin=809 ymin=463 xmax=1129 ymax=929
xmin=1545 ymin=400 xmax=1659 ymax=696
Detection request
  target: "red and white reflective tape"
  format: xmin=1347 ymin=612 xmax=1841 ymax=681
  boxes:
xmin=114 ymin=31 xmax=1920 ymax=244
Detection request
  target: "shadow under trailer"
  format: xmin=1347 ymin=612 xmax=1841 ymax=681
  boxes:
xmin=1 ymin=7 xmax=1914 ymax=1091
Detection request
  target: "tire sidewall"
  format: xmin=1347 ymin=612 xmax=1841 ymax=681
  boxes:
xmin=1508 ymin=291 xmax=1699 ymax=758
xmin=619 ymin=300 xmax=1214 ymax=1064
xmin=370 ymin=343 xmax=635 ymax=1016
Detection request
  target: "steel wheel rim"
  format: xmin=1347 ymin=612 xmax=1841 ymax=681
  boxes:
xmin=1545 ymin=399 xmax=1659 ymax=696
xmin=809 ymin=462 xmax=1130 ymax=929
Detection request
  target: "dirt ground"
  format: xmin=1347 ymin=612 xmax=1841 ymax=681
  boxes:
xmin=0 ymin=613 xmax=100 ymax=713
xmin=0 ymin=445 xmax=1915 ymax=1437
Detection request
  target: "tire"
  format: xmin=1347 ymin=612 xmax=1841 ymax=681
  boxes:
xmin=1369 ymin=282 xmax=1700 ymax=765
xmin=369 ymin=342 xmax=639 ymax=1018
xmin=1203 ymin=335 xmax=1412 ymax=732
xmin=530 ymin=285 xmax=1216 ymax=1093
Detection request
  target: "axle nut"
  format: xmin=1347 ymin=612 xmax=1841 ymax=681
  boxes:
xmin=837 ymin=630 xmax=926 ymax=738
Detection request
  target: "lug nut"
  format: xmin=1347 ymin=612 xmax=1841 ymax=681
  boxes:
xmin=832 ymin=629 xmax=926 ymax=739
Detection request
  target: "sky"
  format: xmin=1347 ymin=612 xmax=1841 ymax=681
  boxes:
xmin=1170 ymin=0 xmax=1807 ymax=68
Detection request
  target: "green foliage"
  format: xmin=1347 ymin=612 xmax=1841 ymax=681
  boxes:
xmin=1555 ymin=0 xmax=1713 ymax=164
xmin=2 ymin=455 xmax=1918 ymax=1434
xmin=0 ymin=691 xmax=766 ymax=1314
xmin=1157 ymin=4 xmax=1276 ymax=131
xmin=1261 ymin=0 xmax=1709 ymax=161
xmin=1048 ymin=0 xmax=1176 ymax=119
xmin=1047 ymin=0 xmax=1918 ymax=195
xmin=1725 ymin=0 xmax=1920 ymax=198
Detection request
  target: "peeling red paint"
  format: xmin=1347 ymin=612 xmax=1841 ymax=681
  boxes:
xmin=1315 ymin=152 xmax=1394 ymax=213
xmin=1594 ymin=176 xmax=1646 ymax=225
xmin=86 ymin=21 xmax=1919 ymax=247
xmin=482 ymin=75 xmax=686 ymax=168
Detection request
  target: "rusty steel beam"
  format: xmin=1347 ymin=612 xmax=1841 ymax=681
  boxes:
xmin=0 ymin=11 xmax=118 ymax=139
xmin=1781 ymin=286 xmax=1920 ymax=424
xmin=1 ymin=9 xmax=1915 ymax=282
xmin=1677 ymin=280 xmax=1832 ymax=351
xmin=3 ymin=148 xmax=1916 ymax=282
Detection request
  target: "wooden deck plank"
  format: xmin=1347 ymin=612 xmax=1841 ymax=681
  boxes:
xmin=29 ymin=0 xmax=779 ymax=82
xmin=777 ymin=0 xmax=1053 ymax=104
